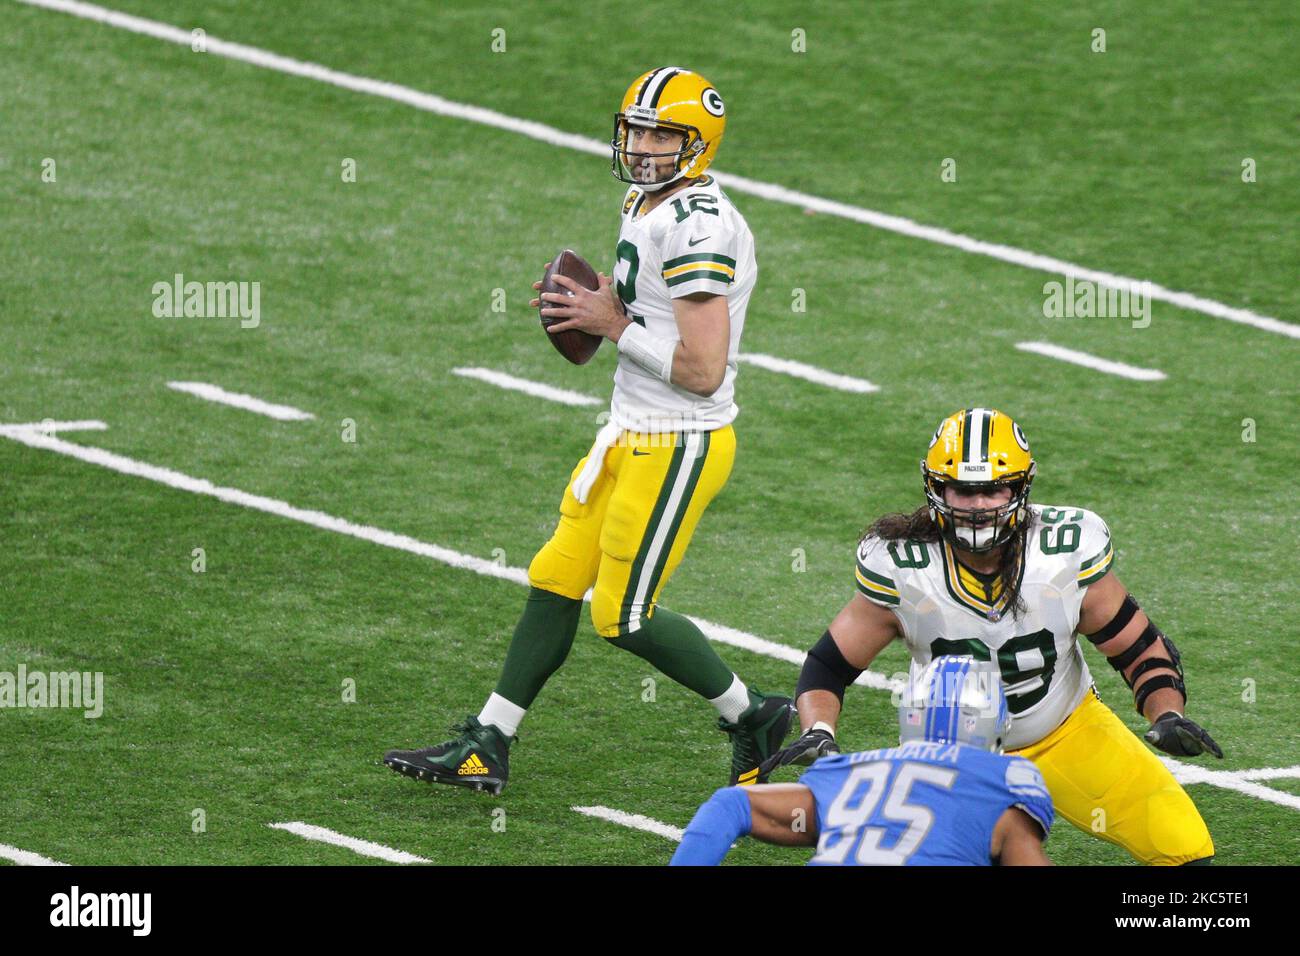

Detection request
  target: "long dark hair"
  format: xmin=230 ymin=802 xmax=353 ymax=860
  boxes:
xmin=861 ymin=506 xmax=1034 ymax=621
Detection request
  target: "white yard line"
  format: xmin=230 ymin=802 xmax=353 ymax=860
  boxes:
xmin=0 ymin=423 xmax=899 ymax=693
xmin=1234 ymin=765 xmax=1300 ymax=782
xmin=0 ymin=424 xmax=529 ymax=587
xmin=267 ymin=822 xmax=429 ymax=863
xmin=0 ymin=842 xmax=69 ymax=866
xmin=0 ymin=422 xmax=1289 ymax=813
xmin=0 ymin=422 xmax=896 ymax=692
xmin=17 ymin=0 xmax=1297 ymax=341
xmin=452 ymin=367 xmax=601 ymax=407
xmin=1015 ymin=342 xmax=1167 ymax=381
xmin=166 ymin=381 xmax=315 ymax=421
xmin=572 ymin=806 xmax=683 ymax=842
xmin=1159 ymin=759 xmax=1300 ymax=812
xmin=0 ymin=419 xmax=107 ymax=433
xmin=738 ymin=353 xmax=879 ymax=394
xmin=692 ymin=616 xmax=899 ymax=693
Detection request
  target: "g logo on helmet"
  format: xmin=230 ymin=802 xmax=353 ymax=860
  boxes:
xmin=1012 ymin=422 xmax=1030 ymax=451
xmin=701 ymin=87 xmax=725 ymax=117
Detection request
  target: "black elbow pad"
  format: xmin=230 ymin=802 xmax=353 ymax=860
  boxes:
xmin=796 ymin=630 xmax=864 ymax=703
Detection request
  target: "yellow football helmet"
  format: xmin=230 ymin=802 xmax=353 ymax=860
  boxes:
xmin=921 ymin=408 xmax=1037 ymax=552
xmin=611 ymin=67 xmax=726 ymax=191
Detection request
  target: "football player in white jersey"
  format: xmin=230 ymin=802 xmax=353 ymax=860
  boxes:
xmin=384 ymin=67 xmax=792 ymax=794
xmin=770 ymin=408 xmax=1222 ymax=864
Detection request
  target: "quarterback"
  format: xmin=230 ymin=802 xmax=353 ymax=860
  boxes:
xmin=772 ymin=408 xmax=1222 ymax=865
xmin=384 ymin=67 xmax=792 ymax=794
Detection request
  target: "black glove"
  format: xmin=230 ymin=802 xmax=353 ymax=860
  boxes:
xmin=758 ymin=728 xmax=840 ymax=779
xmin=1144 ymin=711 xmax=1224 ymax=759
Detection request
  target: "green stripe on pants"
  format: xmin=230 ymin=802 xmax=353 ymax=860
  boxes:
xmin=619 ymin=436 xmax=688 ymax=635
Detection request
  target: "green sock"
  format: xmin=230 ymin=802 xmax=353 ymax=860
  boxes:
xmin=492 ymin=587 xmax=583 ymax=709
xmin=608 ymin=606 xmax=734 ymax=699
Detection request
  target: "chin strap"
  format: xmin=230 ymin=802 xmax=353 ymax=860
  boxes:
xmin=635 ymin=165 xmax=693 ymax=192
xmin=636 ymin=178 xmax=676 ymax=194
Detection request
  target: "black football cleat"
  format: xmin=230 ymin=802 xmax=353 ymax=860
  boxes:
xmin=718 ymin=689 xmax=795 ymax=787
xmin=384 ymin=716 xmax=513 ymax=795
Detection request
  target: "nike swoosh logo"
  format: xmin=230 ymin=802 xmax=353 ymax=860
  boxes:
xmin=632 ymin=449 xmax=650 ymax=456
xmin=687 ymin=235 xmax=711 ymax=247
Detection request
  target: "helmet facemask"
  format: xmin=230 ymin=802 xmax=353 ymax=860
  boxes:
xmin=923 ymin=468 xmax=1034 ymax=554
xmin=610 ymin=109 xmax=706 ymax=191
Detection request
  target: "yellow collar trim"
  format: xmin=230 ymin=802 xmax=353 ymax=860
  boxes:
xmin=942 ymin=541 xmax=1007 ymax=615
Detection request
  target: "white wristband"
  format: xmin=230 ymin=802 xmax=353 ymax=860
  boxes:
xmin=617 ymin=321 xmax=676 ymax=384
xmin=811 ymin=721 xmax=836 ymax=738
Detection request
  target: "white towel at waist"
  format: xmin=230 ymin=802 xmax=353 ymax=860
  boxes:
xmin=570 ymin=420 xmax=622 ymax=504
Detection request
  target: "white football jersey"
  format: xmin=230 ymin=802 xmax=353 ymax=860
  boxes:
xmin=854 ymin=505 xmax=1115 ymax=750
xmin=608 ymin=175 xmax=757 ymax=433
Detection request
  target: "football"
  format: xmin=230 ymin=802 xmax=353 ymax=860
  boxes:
xmin=538 ymin=249 xmax=603 ymax=365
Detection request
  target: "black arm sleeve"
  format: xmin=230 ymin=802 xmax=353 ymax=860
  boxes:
xmin=796 ymin=630 xmax=864 ymax=703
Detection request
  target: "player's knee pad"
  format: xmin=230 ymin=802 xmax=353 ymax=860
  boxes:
xmin=1143 ymin=787 xmax=1215 ymax=866
xmin=527 ymin=539 xmax=594 ymax=601
xmin=589 ymin=586 xmax=626 ymax=639
xmin=590 ymin=557 xmax=659 ymax=639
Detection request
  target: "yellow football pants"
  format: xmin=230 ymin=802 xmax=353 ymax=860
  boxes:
xmin=527 ymin=426 xmax=736 ymax=638
xmin=1011 ymin=690 xmax=1214 ymax=865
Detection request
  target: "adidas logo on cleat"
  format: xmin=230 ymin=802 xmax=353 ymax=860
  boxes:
xmin=737 ymin=767 xmax=760 ymax=786
xmin=457 ymin=754 xmax=490 ymax=776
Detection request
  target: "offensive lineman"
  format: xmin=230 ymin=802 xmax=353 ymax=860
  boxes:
xmin=769 ymin=408 xmax=1222 ymax=864
xmin=384 ymin=67 xmax=792 ymax=794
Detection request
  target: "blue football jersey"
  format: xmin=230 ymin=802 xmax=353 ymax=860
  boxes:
xmin=801 ymin=741 xmax=1054 ymax=866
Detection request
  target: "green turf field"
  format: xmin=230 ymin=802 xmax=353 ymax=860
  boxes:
xmin=1 ymin=0 xmax=1297 ymax=865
